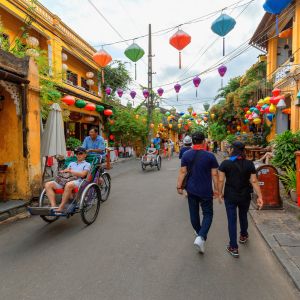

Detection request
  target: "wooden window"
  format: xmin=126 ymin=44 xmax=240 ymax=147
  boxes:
xmin=66 ymin=70 xmax=78 ymax=86
xmin=81 ymin=77 xmax=89 ymax=91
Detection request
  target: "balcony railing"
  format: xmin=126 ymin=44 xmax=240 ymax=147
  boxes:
xmin=273 ymin=60 xmax=292 ymax=84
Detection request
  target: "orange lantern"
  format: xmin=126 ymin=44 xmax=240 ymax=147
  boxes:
xmin=169 ymin=29 xmax=191 ymax=69
xmin=282 ymin=108 xmax=291 ymax=114
xmin=135 ymin=114 xmax=139 ymax=119
xmin=93 ymin=49 xmax=112 ymax=83
xmin=279 ymin=28 xmax=292 ymax=39
xmin=85 ymin=103 xmax=96 ymax=111
xmin=150 ymin=123 xmax=155 ymax=128
xmin=169 ymin=124 xmax=173 ymax=129
xmin=178 ymin=123 xmax=182 ymax=128
xmin=109 ymin=119 xmax=115 ymax=125
xmin=104 ymin=109 xmax=113 ymax=116
xmin=62 ymin=95 xmax=75 ymax=106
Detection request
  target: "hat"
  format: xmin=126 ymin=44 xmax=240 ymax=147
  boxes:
xmin=74 ymin=147 xmax=87 ymax=153
xmin=183 ymin=135 xmax=192 ymax=145
xmin=231 ymin=141 xmax=245 ymax=150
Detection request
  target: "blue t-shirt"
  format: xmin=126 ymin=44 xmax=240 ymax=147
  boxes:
xmin=82 ymin=135 xmax=106 ymax=155
xmin=181 ymin=149 xmax=219 ymax=198
xmin=179 ymin=146 xmax=191 ymax=159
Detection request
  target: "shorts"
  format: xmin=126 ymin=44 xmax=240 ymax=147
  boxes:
xmin=53 ymin=179 xmax=82 ymax=189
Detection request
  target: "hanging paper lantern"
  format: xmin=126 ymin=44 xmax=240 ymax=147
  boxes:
xmin=269 ymin=104 xmax=276 ymax=113
xmin=258 ymin=99 xmax=264 ymax=106
xmin=246 ymin=110 xmax=251 ymax=115
xmin=249 ymin=107 xmax=255 ymax=112
xmin=169 ymin=124 xmax=173 ymax=129
xmin=282 ymin=108 xmax=291 ymax=114
xmin=203 ymin=117 xmax=208 ymax=122
xmin=75 ymin=99 xmax=86 ymax=108
xmin=210 ymin=113 xmax=215 ymax=119
xmin=253 ymin=118 xmax=262 ymax=125
xmin=109 ymin=134 xmax=115 ymax=140
xmin=244 ymin=119 xmax=249 ymax=124
xmin=86 ymin=79 xmax=94 ymax=86
xmin=130 ymin=90 xmax=136 ymax=99
xmin=266 ymin=113 xmax=275 ymax=122
xmin=135 ymin=114 xmax=139 ymax=119
xmin=179 ymin=112 xmax=185 ymax=116
xmin=169 ymin=29 xmax=191 ymax=69
xmin=279 ymin=28 xmax=292 ymax=39
xmin=165 ymin=111 xmax=171 ymax=116
xmin=124 ymin=42 xmax=145 ymax=80
xmin=104 ymin=109 xmax=113 ymax=116
xmin=143 ymin=89 xmax=149 ymax=99
xmin=117 ymin=88 xmax=123 ymax=98
xmin=93 ymin=49 xmax=112 ymax=83
xmin=157 ymin=88 xmax=164 ymax=97
xmin=178 ymin=123 xmax=182 ymax=128
xmin=218 ymin=65 xmax=227 ymax=77
xmin=272 ymin=88 xmax=281 ymax=97
xmin=192 ymin=112 xmax=197 ymax=117
xmin=174 ymin=83 xmax=181 ymax=102
xmin=178 ymin=118 xmax=183 ymax=123
xmin=264 ymin=97 xmax=271 ymax=104
xmin=150 ymin=123 xmax=155 ymax=128
xmin=26 ymin=36 xmax=39 ymax=48
xmin=62 ymin=53 xmax=68 ymax=62
xmin=237 ymin=125 xmax=241 ymax=131
xmin=96 ymin=105 xmax=104 ymax=112
xmin=62 ymin=95 xmax=75 ymax=106
xmin=62 ymin=63 xmax=68 ymax=71
xmin=193 ymin=76 xmax=201 ymax=97
xmin=105 ymin=87 xmax=112 ymax=96
xmin=211 ymin=14 xmax=236 ymax=56
xmin=264 ymin=106 xmax=270 ymax=113
xmin=277 ymin=98 xmax=286 ymax=109
xmin=85 ymin=103 xmax=96 ymax=111
xmin=86 ymin=72 xmax=94 ymax=79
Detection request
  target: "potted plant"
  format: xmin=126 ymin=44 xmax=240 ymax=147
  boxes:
xmin=66 ymin=137 xmax=81 ymax=151
xmin=278 ymin=167 xmax=297 ymax=202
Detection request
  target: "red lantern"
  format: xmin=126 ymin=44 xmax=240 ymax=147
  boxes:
xmin=93 ymin=49 xmax=112 ymax=83
xmin=243 ymin=107 xmax=249 ymax=112
xmin=85 ymin=103 xmax=96 ymax=111
xmin=169 ymin=29 xmax=191 ymax=69
xmin=192 ymin=112 xmax=197 ymax=117
xmin=272 ymin=88 xmax=281 ymax=97
xmin=62 ymin=95 xmax=75 ymax=106
xmin=109 ymin=134 xmax=115 ymax=140
xmin=104 ymin=109 xmax=113 ymax=116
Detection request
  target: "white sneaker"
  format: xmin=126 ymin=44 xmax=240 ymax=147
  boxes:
xmin=194 ymin=230 xmax=198 ymax=237
xmin=194 ymin=236 xmax=205 ymax=254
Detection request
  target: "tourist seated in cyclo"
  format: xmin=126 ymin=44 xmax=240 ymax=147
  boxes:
xmin=146 ymin=143 xmax=158 ymax=160
xmin=44 ymin=147 xmax=91 ymax=212
xmin=257 ymin=145 xmax=274 ymax=165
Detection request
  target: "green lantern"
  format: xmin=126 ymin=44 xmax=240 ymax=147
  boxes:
xmin=96 ymin=104 xmax=104 ymax=112
xmin=124 ymin=42 xmax=145 ymax=80
xmin=203 ymin=103 xmax=210 ymax=111
xmin=75 ymin=99 xmax=86 ymax=108
xmin=165 ymin=111 xmax=171 ymax=116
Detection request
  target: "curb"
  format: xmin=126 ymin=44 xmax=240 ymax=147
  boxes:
xmin=249 ymin=209 xmax=300 ymax=291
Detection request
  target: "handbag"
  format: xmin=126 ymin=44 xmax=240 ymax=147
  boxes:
xmin=55 ymin=172 xmax=77 ymax=188
xmin=181 ymin=150 xmax=203 ymax=189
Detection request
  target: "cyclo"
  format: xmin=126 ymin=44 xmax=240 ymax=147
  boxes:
xmin=29 ymin=154 xmax=111 ymax=225
xmin=141 ymin=147 xmax=161 ymax=171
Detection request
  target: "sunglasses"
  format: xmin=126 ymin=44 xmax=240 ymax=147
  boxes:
xmin=76 ymin=152 xmax=85 ymax=155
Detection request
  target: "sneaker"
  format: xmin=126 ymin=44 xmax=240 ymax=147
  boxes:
xmin=226 ymin=245 xmax=239 ymax=258
xmin=194 ymin=236 xmax=205 ymax=254
xmin=239 ymin=235 xmax=249 ymax=244
xmin=194 ymin=230 xmax=198 ymax=237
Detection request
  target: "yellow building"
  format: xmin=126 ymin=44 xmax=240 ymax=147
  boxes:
xmin=0 ymin=0 xmax=108 ymax=201
xmin=250 ymin=1 xmax=300 ymax=139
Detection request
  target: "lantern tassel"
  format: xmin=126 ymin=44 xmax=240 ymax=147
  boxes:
xmin=179 ymin=51 xmax=182 ymax=69
xmin=135 ymin=63 xmax=137 ymax=80
xmin=101 ymin=69 xmax=105 ymax=84
xmin=196 ymin=89 xmax=198 ymax=98
xmin=276 ymin=15 xmax=279 ymax=36
xmin=223 ymin=37 xmax=225 ymax=56
xmin=177 ymin=94 xmax=178 ymax=102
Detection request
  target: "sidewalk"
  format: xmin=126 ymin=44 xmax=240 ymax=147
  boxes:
xmin=215 ymin=151 xmax=300 ymax=290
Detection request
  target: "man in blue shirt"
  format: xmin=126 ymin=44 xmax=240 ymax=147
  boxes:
xmin=153 ymin=134 xmax=161 ymax=150
xmin=177 ymin=131 xmax=219 ymax=254
xmin=82 ymin=127 xmax=106 ymax=156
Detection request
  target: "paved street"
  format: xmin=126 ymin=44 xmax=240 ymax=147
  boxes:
xmin=0 ymin=158 xmax=299 ymax=300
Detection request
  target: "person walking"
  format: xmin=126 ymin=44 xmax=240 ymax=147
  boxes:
xmin=177 ymin=132 xmax=219 ymax=254
xmin=218 ymin=141 xmax=263 ymax=258
xmin=179 ymin=135 xmax=192 ymax=159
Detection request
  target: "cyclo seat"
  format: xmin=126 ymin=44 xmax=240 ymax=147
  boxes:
xmin=54 ymin=187 xmax=79 ymax=194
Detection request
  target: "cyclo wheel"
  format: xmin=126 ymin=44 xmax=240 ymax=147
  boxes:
xmin=157 ymin=156 xmax=161 ymax=171
xmin=39 ymin=189 xmax=59 ymax=223
xmin=99 ymin=172 xmax=111 ymax=202
xmin=80 ymin=183 xmax=101 ymax=225
xmin=141 ymin=162 xmax=146 ymax=171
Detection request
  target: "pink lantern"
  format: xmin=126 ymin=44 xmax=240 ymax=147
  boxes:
xmin=157 ymin=88 xmax=164 ymax=97
xmin=105 ymin=87 xmax=112 ymax=96
xmin=117 ymin=88 xmax=123 ymax=98
xmin=174 ymin=83 xmax=181 ymax=102
xmin=143 ymin=89 xmax=149 ymax=99
xmin=193 ymin=76 xmax=201 ymax=97
xmin=218 ymin=65 xmax=227 ymax=77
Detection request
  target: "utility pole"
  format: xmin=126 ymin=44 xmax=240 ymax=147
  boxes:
xmin=147 ymin=23 xmax=153 ymax=144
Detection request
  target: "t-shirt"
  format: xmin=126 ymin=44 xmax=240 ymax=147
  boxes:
xmin=67 ymin=160 xmax=91 ymax=179
xmin=82 ymin=135 xmax=106 ymax=155
xmin=179 ymin=146 xmax=191 ymax=159
xmin=181 ymin=150 xmax=219 ymax=198
xmin=218 ymin=159 xmax=256 ymax=203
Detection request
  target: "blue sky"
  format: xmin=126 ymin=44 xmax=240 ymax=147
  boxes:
xmin=40 ymin=0 xmax=266 ymax=113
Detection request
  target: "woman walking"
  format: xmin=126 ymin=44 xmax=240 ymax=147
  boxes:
xmin=218 ymin=141 xmax=263 ymax=258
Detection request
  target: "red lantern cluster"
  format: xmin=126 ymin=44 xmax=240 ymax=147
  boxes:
xmin=62 ymin=95 xmax=75 ymax=106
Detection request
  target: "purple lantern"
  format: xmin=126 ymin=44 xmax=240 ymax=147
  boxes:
xmin=174 ymin=83 xmax=181 ymax=102
xmin=117 ymin=88 xmax=123 ymax=98
xmin=130 ymin=90 xmax=136 ymax=99
xmin=157 ymin=88 xmax=164 ymax=97
xmin=193 ymin=76 xmax=201 ymax=98
xmin=143 ymin=89 xmax=149 ymax=99
xmin=218 ymin=65 xmax=227 ymax=77
xmin=105 ymin=86 xmax=112 ymax=96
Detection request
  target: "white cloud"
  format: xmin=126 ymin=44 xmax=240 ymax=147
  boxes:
xmin=40 ymin=0 xmax=266 ymax=112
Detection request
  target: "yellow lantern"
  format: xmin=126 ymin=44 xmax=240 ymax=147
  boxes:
xmin=258 ymin=99 xmax=264 ymax=106
xmin=253 ymin=118 xmax=261 ymax=125
xmin=246 ymin=110 xmax=251 ymax=115
xmin=135 ymin=114 xmax=139 ymax=119
xmin=269 ymin=104 xmax=276 ymax=113
xmin=178 ymin=118 xmax=183 ymax=123
xmin=178 ymin=123 xmax=182 ymax=128
xmin=264 ymin=97 xmax=270 ymax=104
xmin=159 ymin=123 xmax=163 ymax=127
xmin=237 ymin=125 xmax=241 ymax=131
xmin=210 ymin=113 xmax=215 ymax=119
xmin=142 ymin=118 xmax=146 ymax=123
xmin=167 ymin=116 xmax=172 ymax=122
xmin=150 ymin=123 xmax=154 ymax=128
xmin=169 ymin=124 xmax=173 ymax=129
xmin=203 ymin=117 xmax=208 ymax=122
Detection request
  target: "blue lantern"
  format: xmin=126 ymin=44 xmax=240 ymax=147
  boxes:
xmin=263 ymin=0 xmax=292 ymax=34
xmin=266 ymin=113 xmax=274 ymax=122
xmin=211 ymin=14 xmax=236 ymax=56
xmin=179 ymin=112 xmax=185 ymax=116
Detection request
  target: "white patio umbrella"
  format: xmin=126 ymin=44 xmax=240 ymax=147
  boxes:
xmin=41 ymin=103 xmax=66 ymax=178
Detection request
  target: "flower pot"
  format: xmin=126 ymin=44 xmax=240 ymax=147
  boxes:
xmin=290 ymin=189 xmax=297 ymax=202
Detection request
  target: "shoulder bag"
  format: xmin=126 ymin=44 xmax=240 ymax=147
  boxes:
xmin=55 ymin=172 xmax=77 ymax=188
